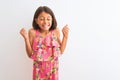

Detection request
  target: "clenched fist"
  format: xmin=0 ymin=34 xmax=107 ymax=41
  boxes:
xmin=62 ymin=25 xmax=69 ymax=38
xmin=20 ymin=28 xmax=28 ymax=40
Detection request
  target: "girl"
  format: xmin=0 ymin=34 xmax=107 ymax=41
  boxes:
xmin=20 ymin=6 xmax=69 ymax=80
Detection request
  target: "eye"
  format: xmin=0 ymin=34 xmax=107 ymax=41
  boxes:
xmin=40 ymin=18 xmax=44 ymax=20
xmin=47 ymin=19 xmax=50 ymax=21
xmin=47 ymin=18 xmax=52 ymax=21
xmin=38 ymin=16 xmax=44 ymax=20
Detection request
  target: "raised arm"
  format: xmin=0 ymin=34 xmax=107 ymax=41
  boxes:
xmin=20 ymin=28 xmax=35 ymax=58
xmin=56 ymin=25 xmax=69 ymax=54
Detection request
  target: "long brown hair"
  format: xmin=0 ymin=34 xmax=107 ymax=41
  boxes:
xmin=32 ymin=6 xmax=57 ymax=31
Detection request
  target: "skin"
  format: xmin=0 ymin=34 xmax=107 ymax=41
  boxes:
xmin=20 ymin=11 xmax=69 ymax=58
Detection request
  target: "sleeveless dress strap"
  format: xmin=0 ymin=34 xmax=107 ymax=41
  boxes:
xmin=32 ymin=30 xmax=39 ymax=51
xmin=35 ymin=30 xmax=39 ymax=37
xmin=50 ymin=30 xmax=54 ymax=37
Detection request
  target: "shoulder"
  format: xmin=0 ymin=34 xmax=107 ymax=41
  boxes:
xmin=28 ymin=28 xmax=36 ymax=38
xmin=29 ymin=28 xmax=35 ymax=33
xmin=52 ymin=28 xmax=60 ymax=38
xmin=53 ymin=28 xmax=60 ymax=35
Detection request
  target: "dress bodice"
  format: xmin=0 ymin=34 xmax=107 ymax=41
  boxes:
xmin=31 ymin=30 xmax=61 ymax=61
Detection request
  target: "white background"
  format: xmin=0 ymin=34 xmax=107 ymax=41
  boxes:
xmin=0 ymin=0 xmax=120 ymax=80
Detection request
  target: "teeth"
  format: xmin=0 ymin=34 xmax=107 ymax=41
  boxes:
xmin=43 ymin=25 xmax=48 ymax=27
xmin=44 ymin=26 xmax=48 ymax=28
xmin=43 ymin=26 xmax=49 ymax=30
xmin=45 ymin=26 xmax=48 ymax=27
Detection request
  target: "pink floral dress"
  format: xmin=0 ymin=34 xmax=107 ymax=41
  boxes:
xmin=31 ymin=30 xmax=61 ymax=80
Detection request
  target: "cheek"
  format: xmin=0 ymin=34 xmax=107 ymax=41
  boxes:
xmin=49 ymin=21 xmax=52 ymax=25
xmin=37 ymin=21 xmax=43 ymax=25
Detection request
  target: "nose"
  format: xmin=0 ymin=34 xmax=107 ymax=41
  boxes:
xmin=43 ymin=19 xmax=48 ymax=24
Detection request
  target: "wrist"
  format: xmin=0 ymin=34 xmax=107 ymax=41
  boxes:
xmin=63 ymin=36 xmax=68 ymax=39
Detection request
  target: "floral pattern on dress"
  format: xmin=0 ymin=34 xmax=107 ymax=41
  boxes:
xmin=31 ymin=30 xmax=61 ymax=80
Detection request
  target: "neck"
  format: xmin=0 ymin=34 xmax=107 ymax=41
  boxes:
xmin=39 ymin=30 xmax=49 ymax=35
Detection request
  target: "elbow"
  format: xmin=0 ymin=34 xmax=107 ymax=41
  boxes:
xmin=26 ymin=51 xmax=32 ymax=58
xmin=27 ymin=54 xmax=32 ymax=58
xmin=28 ymin=55 xmax=32 ymax=58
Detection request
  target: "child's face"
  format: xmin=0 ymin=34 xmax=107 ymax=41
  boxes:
xmin=35 ymin=11 xmax=52 ymax=31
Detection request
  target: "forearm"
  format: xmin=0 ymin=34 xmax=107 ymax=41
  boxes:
xmin=60 ymin=37 xmax=68 ymax=54
xmin=24 ymin=39 xmax=33 ymax=58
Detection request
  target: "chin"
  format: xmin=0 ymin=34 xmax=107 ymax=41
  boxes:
xmin=41 ymin=26 xmax=50 ymax=31
xmin=43 ymin=28 xmax=50 ymax=31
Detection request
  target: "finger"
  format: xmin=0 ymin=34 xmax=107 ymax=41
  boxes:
xmin=63 ymin=28 xmax=69 ymax=32
xmin=62 ymin=29 xmax=69 ymax=34
xmin=64 ymin=27 xmax=69 ymax=31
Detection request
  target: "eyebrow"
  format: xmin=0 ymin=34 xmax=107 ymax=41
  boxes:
xmin=39 ymin=14 xmax=51 ymax=17
xmin=39 ymin=16 xmax=52 ymax=19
